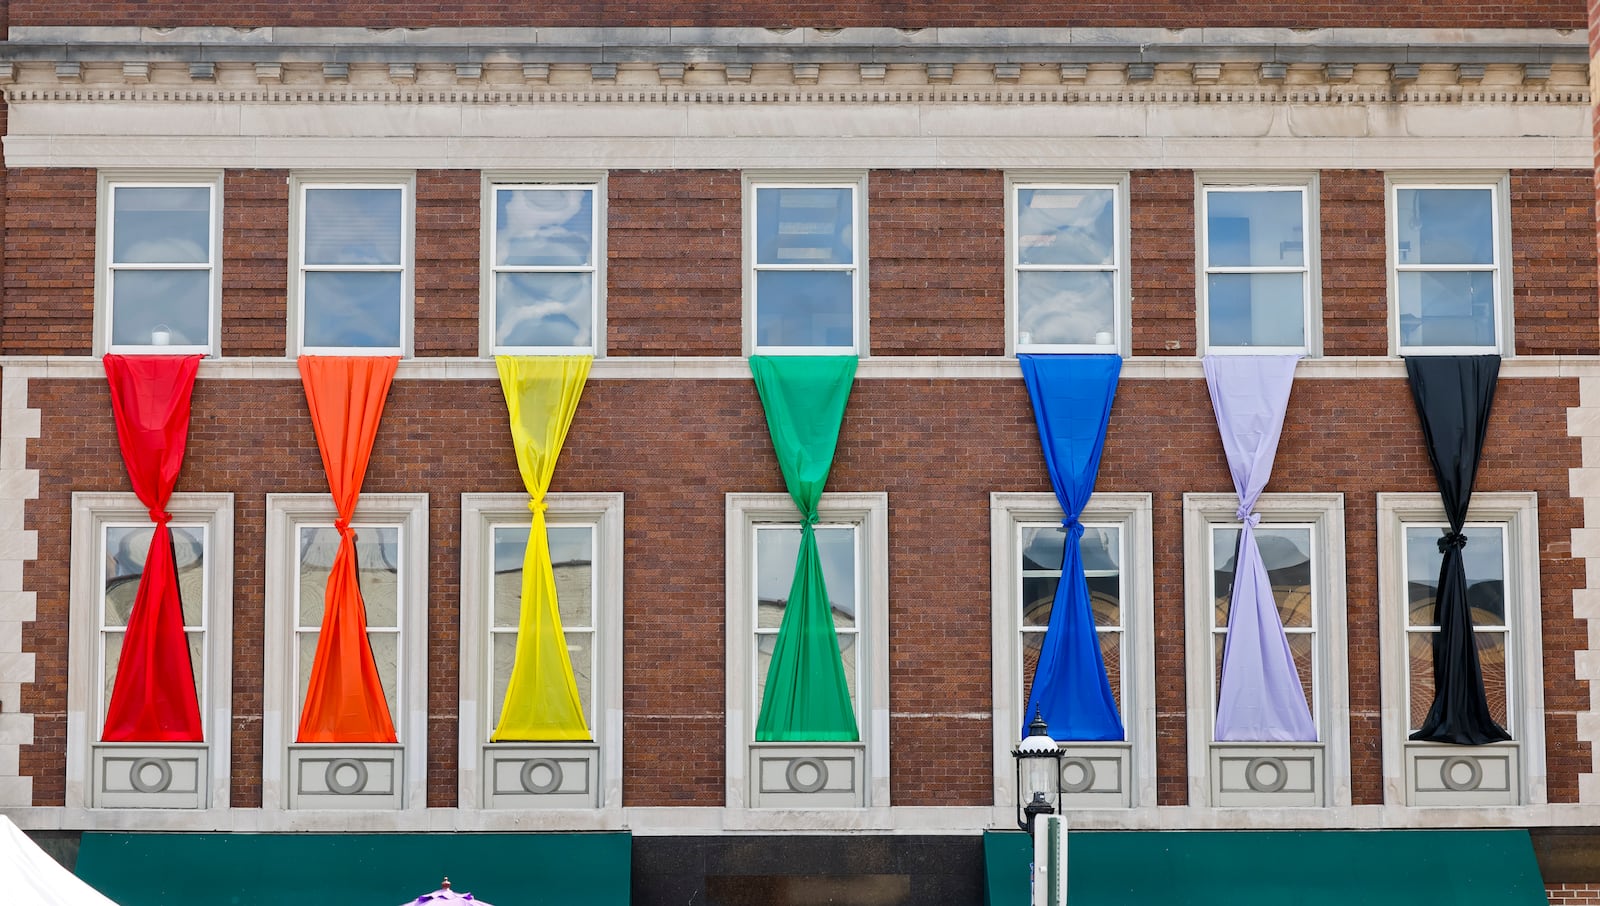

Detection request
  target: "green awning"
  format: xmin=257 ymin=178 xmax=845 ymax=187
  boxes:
xmin=75 ymin=831 xmax=630 ymax=906
xmin=985 ymin=828 xmax=1546 ymax=905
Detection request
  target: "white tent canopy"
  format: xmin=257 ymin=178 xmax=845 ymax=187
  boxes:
xmin=0 ymin=815 xmax=120 ymax=906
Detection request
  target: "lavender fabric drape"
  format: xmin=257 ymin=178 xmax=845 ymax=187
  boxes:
xmin=1206 ymin=355 xmax=1316 ymax=742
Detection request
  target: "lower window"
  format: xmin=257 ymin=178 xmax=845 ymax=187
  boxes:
xmin=1377 ymin=492 xmax=1544 ymax=806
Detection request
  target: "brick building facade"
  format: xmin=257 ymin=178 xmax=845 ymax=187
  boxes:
xmin=0 ymin=1 xmax=1597 ymax=903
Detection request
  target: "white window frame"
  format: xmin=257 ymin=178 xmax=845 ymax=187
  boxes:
xmin=457 ymin=492 xmax=624 ymax=813
xmin=289 ymin=173 xmax=414 ymax=357
xmin=1376 ymin=492 xmax=1545 ymax=807
xmin=480 ymin=173 xmax=606 ymax=357
xmin=262 ymin=493 xmax=428 ymax=810
xmin=1197 ymin=175 xmax=1321 ymax=356
xmin=66 ymin=491 xmax=234 ymax=809
xmin=1387 ymin=174 xmax=1513 ymax=356
xmin=1182 ymin=493 xmax=1350 ymax=808
xmin=990 ymin=492 xmax=1155 ymax=812
xmin=744 ymin=172 xmax=869 ymax=355
xmin=725 ymin=492 xmax=889 ymax=810
xmin=96 ymin=172 xmax=223 ymax=356
xmin=1005 ymin=172 xmax=1131 ymax=356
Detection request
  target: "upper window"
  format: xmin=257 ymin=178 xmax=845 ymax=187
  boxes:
xmin=294 ymin=177 xmax=412 ymax=355
xmin=485 ymin=181 xmax=603 ymax=355
xmin=991 ymin=492 xmax=1155 ymax=811
xmin=1390 ymin=178 xmax=1510 ymax=354
xmin=1376 ymin=492 xmax=1544 ymax=806
xmin=1009 ymin=177 xmax=1127 ymax=354
xmin=1200 ymin=180 xmax=1318 ymax=354
xmin=100 ymin=176 xmax=221 ymax=355
xmin=747 ymin=177 xmax=865 ymax=354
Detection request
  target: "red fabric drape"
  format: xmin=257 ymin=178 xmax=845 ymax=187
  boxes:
xmin=101 ymin=354 xmax=204 ymax=743
xmin=295 ymin=356 xmax=399 ymax=743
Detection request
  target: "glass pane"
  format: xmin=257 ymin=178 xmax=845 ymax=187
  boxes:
xmin=172 ymin=526 xmax=205 ymax=626
xmin=1207 ymin=189 xmax=1305 ymax=267
xmin=104 ymin=526 xmax=147 ymax=627
xmin=567 ymin=630 xmax=594 ymax=719
xmin=102 ymin=632 xmax=122 ymax=727
xmin=1397 ymin=270 xmax=1497 ymax=349
xmin=494 ymin=273 xmax=593 ymax=349
xmin=187 ymin=631 xmax=205 ymax=714
xmin=1396 ymin=188 xmax=1494 ymax=265
xmin=303 ymin=187 xmax=403 ymax=266
xmin=1016 ymin=187 xmax=1115 ymax=266
xmin=1017 ymin=271 xmax=1116 ymax=346
xmin=1404 ymin=525 xmax=1506 ymax=628
xmin=369 ymin=631 xmax=399 ymax=723
xmin=756 ymin=187 xmax=853 ymax=265
xmin=1100 ymin=630 xmax=1122 ymax=711
xmin=1021 ymin=526 xmax=1065 ymax=571
xmin=492 ymin=526 xmax=527 ymax=628
xmin=1213 ymin=526 xmax=1313 ymax=628
xmin=755 ymin=526 xmax=856 ymax=629
xmin=489 ymin=631 xmax=515 ymax=732
xmin=1021 ymin=576 xmax=1058 ymax=626
xmin=113 ymin=186 xmax=210 ymax=264
xmin=1288 ymin=631 xmax=1314 ymax=712
xmin=111 ymin=271 xmax=210 ymax=347
xmin=357 ymin=526 xmax=400 ymax=629
xmin=1083 ymin=526 xmax=1121 ymax=629
xmin=495 ymin=188 xmax=594 ymax=266
xmin=1207 ymin=273 xmax=1306 ymax=348
xmin=297 ymin=631 xmax=317 ymax=715
xmin=1408 ymin=632 xmax=1435 ymax=732
xmin=755 ymin=632 xmax=775 ymax=714
xmin=549 ymin=525 xmax=594 ymax=630
xmin=298 ymin=526 xmax=334 ymax=627
xmin=1022 ymin=631 xmax=1044 ymax=699
xmin=839 ymin=632 xmax=858 ymax=712
xmin=755 ymin=270 xmax=853 ymax=348
xmin=1477 ymin=631 xmax=1509 ymax=730
xmin=303 ymin=271 xmax=403 ymax=349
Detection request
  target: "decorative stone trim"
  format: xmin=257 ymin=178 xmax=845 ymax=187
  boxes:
xmin=1569 ymin=378 xmax=1600 ymax=802
xmin=0 ymin=372 xmax=38 ymax=807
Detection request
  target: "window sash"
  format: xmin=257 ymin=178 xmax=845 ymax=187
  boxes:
xmin=1201 ymin=184 xmax=1311 ymax=354
xmin=296 ymin=182 xmax=409 ymax=355
xmin=1016 ymin=520 xmax=1125 ymax=716
xmin=489 ymin=184 xmax=601 ymax=355
xmin=750 ymin=521 xmax=863 ymax=723
xmin=751 ymin=182 xmax=861 ymax=353
xmin=105 ymin=182 xmax=218 ymax=354
xmin=1012 ymin=182 xmax=1124 ymax=352
xmin=1391 ymin=183 xmax=1504 ymax=355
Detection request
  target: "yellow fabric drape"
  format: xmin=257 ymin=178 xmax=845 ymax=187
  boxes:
xmin=491 ymin=355 xmax=593 ymax=742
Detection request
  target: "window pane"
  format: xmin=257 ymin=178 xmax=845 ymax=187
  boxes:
xmin=492 ymin=526 xmax=527 ymax=628
xmin=297 ymin=525 xmax=399 ymax=627
xmin=755 ymin=526 xmax=856 ymax=630
xmin=756 ymin=187 xmax=853 ymax=265
xmin=1021 ymin=525 xmax=1120 ymax=628
xmin=567 ymin=629 xmax=594 ymax=720
xmin=303 ymin=187 xmax=403 ymax=266
xmin=111 ymin=270 xmax=210 ymax=348
xmin=1408 ymin=631 xmax=1434 ymax=732
xmin=113 ymin=186 xmax=210 ymax=264
xmin=1396 ymin=188 xmax=1494 ymax=265
xmin=303 ymin=271 xmax=403 ymax=348
xmin=1397 ymin=270 xmax=1497 ymax=349
xmin=839 ymin=632 xmax=858 ymax=710
xmin=1404 ymin=525 xmax=1506 ymax=628
xmin=1207 ymin=273 xmax=1306 ymax=347
xmin=549 ymin=525 xmax=594 ymax=630
xmin=754 ymin=633 xmax=775 ymax=714
xmin=489 ymin=630 xmax=514 ymax=731
xmin=298 ymin=526 xmax=334 ymax=627
xmin=1100 ymin=630 xmax=1122 ymax=711
xmin=495 ymin=188 xmax=594 ymax=267
xmin=1477 ymin=631 xmax=1509 ymax=730
xmin=755 ymin=270 xmax=853 ymax=348
xmin=1021 ymin=526 xmax=1065 ymax=571
xmin=1016 ymin=187 xmax=1115 ymax=266
xmin=1213 ymin=526 xmax=1313 ymax=628
xmin=172 ymin=526 xmax=205 ymax=626
xmin=1021 ymin=576 xmax=1058 ymax=626
xmin=1084 ymin=526 xmax=1122 ymax=628
xmin=1017 ymin=271 xmax=1116 ymax=346
xmin=369 ymin=631 xmax=398 ymax=722
xmin=1022 ymin=631 xmax=1043 ymax=696
xmin=297 ymin=631 xmax=317 ymax=714
xmin=104 ymin=525 xmax=205 ymax=626
xmin=1288 ymin=631 xmax=1314 ymax=711
xmin=1207 ymin=190 xmax=1305 ymax=268
xmin=494 ymin=273 xmax=593 ymax=349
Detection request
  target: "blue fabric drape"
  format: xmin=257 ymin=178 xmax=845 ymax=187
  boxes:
xmin=1019 ymin=354 xmax=1125 ymax=742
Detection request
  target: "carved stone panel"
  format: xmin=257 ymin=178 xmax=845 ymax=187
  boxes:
xmin=1210 ymin=743 xmax=1324 ymax=807
xmin=288 ymin=744 xmax=403 ymax=809
xmin=1058 ymin=742 xmax=1132 ymax=809
xmin=1405 ymin=742 xmax=1519 ymax=806
xmin=93 ymin=744 xmax=208 ymax=809
xmin=482 ymin=743 xmax=599 ymax=809
xmin=750 ymin=743 xmax=865 ymax=808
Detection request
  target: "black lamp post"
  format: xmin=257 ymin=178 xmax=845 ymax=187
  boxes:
xmin=1013 ymin=709 xmax=1064 ymax=835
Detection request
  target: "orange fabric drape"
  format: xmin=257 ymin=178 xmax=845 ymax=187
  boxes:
xmin=295 ymin=355 xmax=399 ymax=743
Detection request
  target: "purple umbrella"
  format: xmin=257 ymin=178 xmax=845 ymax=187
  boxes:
xmin=400 ymin=878 xmax=494 ymax=906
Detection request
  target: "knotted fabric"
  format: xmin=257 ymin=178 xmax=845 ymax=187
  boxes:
xmin=1205 ymin=355 xmax=1316 ymax=741
xmin=1019 ymin=354 xmax=1124 ymax=741
xmin=491 ymin=355 xmax=593 ymax=742
xmin=101 ymin=354 xmax=204 ymax=742
xmin=750 ymin=355 xmax=859 ymax=742
xmin=296 ymin=356 xmax=399 ymax=743
xmin=1406 ymin=355 xmax=1509 ymax=745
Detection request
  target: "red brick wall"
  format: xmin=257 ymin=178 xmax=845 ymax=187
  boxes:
xmin=415 ymin=170 xmax=480 ymax=358
xmin=17 ymin=373 xmax=1586 ymax=807
xmin=607 ymin=171 xmax=743 ymax=357
xmin=1129 ymin=170 xmax=1196 ymax=357
xmin=7 ymin=1 xmax=1582 ymax=29
xmin=3 ymin=168 xmax=94 ymax=356
xmin=1551 ymin=883 xmax=1600 ymax=904
xmin=1513 ymin=170 xmax=1600 ymax=356
xmin=868 ymin=170 xmax=1005 ymax=356
xmin=1320 ymin=170 xmax=1389 ymax=357
xmin=220 ymin=170 xmax=288 ymax=358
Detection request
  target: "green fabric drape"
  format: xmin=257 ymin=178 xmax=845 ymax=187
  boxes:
xmin=750 ymin=355 xmax=859 ymax=742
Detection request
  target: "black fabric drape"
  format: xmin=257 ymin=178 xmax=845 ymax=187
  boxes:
xmin=1405 ymin=355 xmax=1510 ymax=745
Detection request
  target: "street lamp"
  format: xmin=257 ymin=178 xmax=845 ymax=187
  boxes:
xmin=1013 ymin=709 xmax=1063 ymax=836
